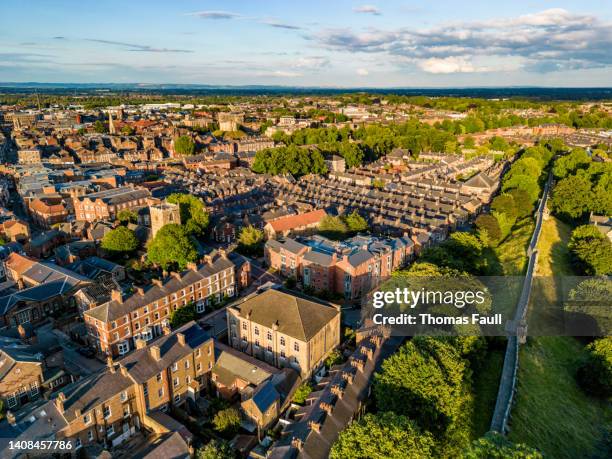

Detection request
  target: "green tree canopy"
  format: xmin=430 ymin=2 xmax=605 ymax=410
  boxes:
xmin=101 ymin=226 xmax=139 ymax=255
xmin=568 ymin=225 xmax=612 ymax=275
xmin=167 ymin=194 xmax=210 ymax=236
xmin=147 ymin=224 xmax=198 ymax=270
xmin=550 ymin=173 xmax=594 ymax=219
xmin=237 ymin=225 xmax=264 ymax=256
xmin=552 ymin=148 xmax=591 ymax=179
xmin=576 ymin=337 xmax=612 ymax=399
xmin=213 ymin=408 xmax=242 ymax=436
xmin=292 ymin=382 xmax=313 ymax=405
xmin=464 ymin=432 xmax=543 ymax=458
xmin=344 ymin=210 xmax=368 ymax=233
xmin=373 ymin=337 xmax=469 ymax=435
xmin=330 ymin=412 xmax=436 ymax=459
xmin=117 ymin=209 xmax=138 ymax=224
xmin=475 ymin=213 xmax=503 ymax=246
xmin=169 ymin=302 xmax=197 ymax=328
xmin=174 ymin=135 xmax=196 ymax=155
xmin=196 ymin=439 xmax=235 ymax=459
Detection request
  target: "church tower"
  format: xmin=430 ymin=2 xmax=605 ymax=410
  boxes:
xmin=108 ymin=110 xmax=116 ymax=135
xmin=150 ymin=202 xmax=181 ymax=238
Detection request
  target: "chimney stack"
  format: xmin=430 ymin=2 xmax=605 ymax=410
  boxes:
xmin=150 ymin=345 xmax=161 ymax=361
xmin=107 ymin=356 xmax=115 ymax=372
xmin=119 ymin=364 xmax=129 ymax=377
xmin=111 ymin=289 xmax=123 ymax=304
xmin=55 ymin=392 xmax=65 ymax=414
xmin=151 ymin=278 xmax=163 ymax=288
xmin=135 ymin=286 xmax=144 ymax=296
xmin=186 ymin=262 xmax=198 ymax=272
xmin=176 ymin=333 xmax=185 ymax=346
xmin=135 ymin=338 xmax=147 ymax=350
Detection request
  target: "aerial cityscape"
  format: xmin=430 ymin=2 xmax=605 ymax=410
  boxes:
xmin=0 ymin=1 xmax=610 ymax=459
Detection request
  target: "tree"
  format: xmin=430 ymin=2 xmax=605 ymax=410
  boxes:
xmin=117 ymin=209 xmax=138 ymax=224
xmin=167 ymin=194 xmax=209 ymax=236
xmin=507 ymin=189 xmax=534 ymax=218
xmin=490 ymin=194 xmax=518 ymax=222
xmin=502 ymin=174 xmax=540 ymax=203
xmin=330 ymin=412 xmax=436 ymax=459
xmin=568 ymin=225 xmax=612 ymax=275
xmin=147 ymin=224 xmax=198 ymax=270
xmin=324 ymin=349 xmax=343 ymax=368
xmin=576 ymin=337 xmax=612 ymax=398
xmin=101 ymin=226 xmax=139 ymax=255
xmin=292 ymin=382 xmax=313 ymax=405
xmin=120 ymin=125 xmax=135 ymax=136
xmin=196 ymin=440 xmax=235 ymax=459
xmin=553 ymin=148 xmax=591 ymax=179
xmin=170 ymin=302 xmax=197 ymax=328
xmin=344 ymin=210 xmax=368 ymax=233
xmin=213 ymin=408 xmax=241 ymax=436
xmin=338 ymin=141 xmax=365 ymax=168
xmin=319 ymin=215 xmax=349 ymax=240
xmin=238 ymin=226 xmax=264 ymax=256
xmin=464 ymin=432 xmax=543 ymax=458
xmin=373 ymin=337 xmax=469 ymax=435
xmin=93 ymin=120 xmax=107 ymax=133
xmin=174 ymin=135 xmax=196 ymax=155
xmin=550 ymin=174 xmax=593 ymax=219
xmin=475 ymin=214 xmax=502 ymax=246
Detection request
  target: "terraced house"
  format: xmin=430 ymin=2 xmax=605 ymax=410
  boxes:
xmin=73 ymin=186 xmax=151 ymax=222
xmin=0 ymin=322 xmax=213 ymax=454
xmin=84 ymin=252 xmax=239 ymax=357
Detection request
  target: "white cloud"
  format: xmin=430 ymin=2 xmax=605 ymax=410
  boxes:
xmin=417 ymin=57 xmax=477 ymax=74
xmin=186 ymin=11 xmax=241 ymax=20
xmin=356 ymin=68 xmax=369 ymax=76
xmin=353 ymin=5 xmax=381 ymax=15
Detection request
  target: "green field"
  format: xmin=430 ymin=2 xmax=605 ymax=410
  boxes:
xmin=471 ymin=346 xmax=505 ymax=438
xmin=509 ymin=216 xmax=611 ymax=458
xmin=494 ymin=217 xmax=535 ymax=276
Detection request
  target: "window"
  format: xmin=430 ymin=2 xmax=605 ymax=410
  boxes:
xmin=267 ymin=331 xmax=272 ymax=340
xmin=83 ymin=414 xmax=91 ymax=425
xmin=267 ymin=345 xmax=272 ymax=352
xmin=197 ymin=363 xmax=202 ymax=372
xmin=106 ymin=425 xmax=114 ymax=437
xmin=208 ymin=346 xmax=212 ymax=356
xmin=134 ymin=323 xmax=140 ymax=331
xmin=118 ymin=341 xmax=130 ymax=355
xmin=186 ymin=375 xmax=191 ymax=384
xmin=87 ymin=430 xmax=93 ymax=441
xmin=294 ymin=342 xmax=300 ymax=352
xmin=29 ymin=382 xmax=39 ymax=397
xmin=184 ymin=360 xmax=189 ymax=369
xmin=111 ymin=321 xmax=117 ymax=329
xmin=254 ymin=327 xmax=259 ymax=336
xmin=255 ymin=340 xmax=260 ymax=348
xmin=280 ymin=350 xmax=286 ymax=358
xmin=7 ymin=392 xmax=17 ymax=408
xmin=280 ymin=337 xmax=286 ymax=346
xmin=75 ymin=438 xmax=82 ymax=449
xmin=143 ymin=306 xmax=148 ymax=314
xmin=196 ymin=348 xmax=201 ymax=357
xmin=242 ymin=322 xmax=247 ymax=331
xmin=172 ymin=362 xmax=178 ymax=372
xmin=174 ymin=394 xmax=181 ymax=403
xmin=174 ymin=377 xmax=179 ymax=387
xmin=143 ymin=383 xmax=148 ymax=396
xmin=120 ymin=391 xmax=127 ymax=402
xmin=103 ymin=406 xmax=111 ymax=419
xmin=156 ymin=372 xmax=162 ymax=383
xmin=208 ymin=361 xmax=212 ymax=370
xmin=154 ymin=312 xmax=160 ymax=320
xmin=158 ymin=388 xmax=164 ymax=397
xmin=123 ymin=406 xmax=130 ymax=417
xmin=133 ymin=312 xmax=138 ymax=319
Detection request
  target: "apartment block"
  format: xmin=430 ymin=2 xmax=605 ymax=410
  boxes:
xmin=227 ymin=288 xmax=341 ymax=378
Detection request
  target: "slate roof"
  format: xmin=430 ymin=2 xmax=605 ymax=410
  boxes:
xmin=230 ymin=288 xmax=339 ymax=342
xmin=212 ymin=341 xmax=277 ymax=388
xmin=119 ymin=321 xmax=211 ymax=384
xmin=75 ymin=187 xmax=151 ymax=205
xmin=251 ymin=379 xmax=280 ymax=413
xmin=85 ymin=254 xmax=234 ymax=323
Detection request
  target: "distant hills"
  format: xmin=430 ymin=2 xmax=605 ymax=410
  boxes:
xmin=1 ymin=82 xmax=611 ymax=99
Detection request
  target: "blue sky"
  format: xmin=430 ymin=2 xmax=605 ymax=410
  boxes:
xmin=1 ymin=0 xmax=611 ymax=86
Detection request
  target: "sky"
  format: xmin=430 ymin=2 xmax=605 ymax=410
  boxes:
xmin=0 ymin=0 xmax=611 ymax=87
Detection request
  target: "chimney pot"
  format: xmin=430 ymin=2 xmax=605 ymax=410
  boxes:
xmin=111 ymin=289 xmax=123 ymax=304
xmin=176 ymin=333 xmax=186 ymax=346
xmin=150 ymin=345 xmax=161 ymax=361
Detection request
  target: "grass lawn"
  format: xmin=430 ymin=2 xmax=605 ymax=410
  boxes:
xmin=494 ymin=218 xmax=535 ymax=275
xmin=535 ymin=216 xmax=573 ymax=277
xmin=509 ymin=215 xmax=611 ymax=457
xmin=509 ymin=336 xmax=610 ymax=459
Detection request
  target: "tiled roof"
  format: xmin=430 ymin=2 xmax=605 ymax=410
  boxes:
xmin=267 ymin=209 xmax=327 ymax=233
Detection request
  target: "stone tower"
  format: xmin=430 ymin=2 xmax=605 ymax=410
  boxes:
xmin=150 ymin=202 xmax=181 ymax=238
xmin=108 ymin=110 xmax=116 ymax=135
